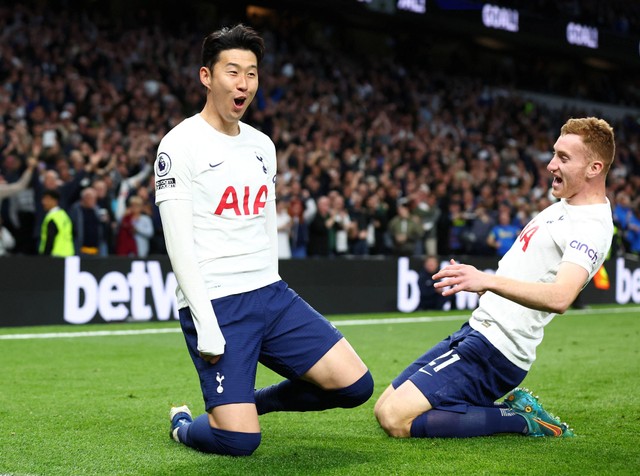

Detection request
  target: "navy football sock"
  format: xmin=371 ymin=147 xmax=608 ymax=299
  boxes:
xmin=410 ymin=407 xmax=528 ymax=438
xmin=255 ymin=370 xmax=373 ymax=415
xmin=179 ymin=414 xmax=261 ymax=456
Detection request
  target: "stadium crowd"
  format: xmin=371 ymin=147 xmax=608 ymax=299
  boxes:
xmin=1 ymin=2 xmax=639 ymax=259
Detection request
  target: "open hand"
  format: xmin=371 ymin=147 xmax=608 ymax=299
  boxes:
xmin=432 ymin=259 xmax=489 ymax=296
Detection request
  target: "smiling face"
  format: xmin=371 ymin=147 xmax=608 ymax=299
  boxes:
xmin=200 ymin=48 xmax=258 ymax=135
xmin=547 ymin=133 xmax=601 ymax=204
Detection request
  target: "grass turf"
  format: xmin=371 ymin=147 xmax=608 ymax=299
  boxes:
xmin=0 ymin=305 xmax=638 ymax=475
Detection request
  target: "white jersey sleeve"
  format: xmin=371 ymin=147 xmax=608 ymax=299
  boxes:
xmin=159 ymin=200 xmax=225 ymax=356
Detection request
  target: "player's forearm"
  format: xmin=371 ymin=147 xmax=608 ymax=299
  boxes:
xmin=159 ymin=201 xmax=225 ymax=355
xmin=485 ymin=274 xmax=577 ymax=314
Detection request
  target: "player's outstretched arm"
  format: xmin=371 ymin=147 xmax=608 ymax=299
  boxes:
xmin=159 ymin=200 xmax=225 ymax=363
xmin=433 ymin=259 xmax=588 ymax=314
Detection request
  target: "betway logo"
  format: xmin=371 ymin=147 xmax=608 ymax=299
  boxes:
xmin=616 ymin=257 xmax=640 ymax=304
xmin=397 ymin=257 xmax=494 ymax=312
xmin=64 ymin=257 xmax=178 ymax=324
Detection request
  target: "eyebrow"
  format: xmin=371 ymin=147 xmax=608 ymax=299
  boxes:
xmin=224 ymin=62 xmax=258 ymax=70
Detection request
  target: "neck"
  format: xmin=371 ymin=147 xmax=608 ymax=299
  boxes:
xmin=199 ymin=109 xmax=240 ymax=136
xmin=566 ymin=186 xmax=607 ymax=206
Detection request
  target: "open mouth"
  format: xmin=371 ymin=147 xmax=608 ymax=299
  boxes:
xmin=234 ymin=97 xmax=246 ymax=107
xmin=552 ymin=175 xmax=563 ymax=186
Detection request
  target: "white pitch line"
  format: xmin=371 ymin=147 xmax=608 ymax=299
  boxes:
xmin=0 ymin=327 xmax=182 ymax=340
xmin=1 ymin=306 xmax=639 ymax=340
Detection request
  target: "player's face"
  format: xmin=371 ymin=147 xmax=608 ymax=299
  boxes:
xmin=200 ymin=49 xmax=258 ymax=134
xmin=547 ymin=133 xmax=591 ymax=203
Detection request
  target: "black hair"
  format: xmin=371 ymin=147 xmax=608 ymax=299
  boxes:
xmin=43 ymin=189 xmax=61 ymax=201
xmin=201 ymin=24 xmax=265 ymax=70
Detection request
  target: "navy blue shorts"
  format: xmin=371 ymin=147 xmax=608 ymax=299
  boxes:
xmin=179 ymin=280 xmax=344 ymax=412
xmin=391 ymin=323 xmax=527 ymax=411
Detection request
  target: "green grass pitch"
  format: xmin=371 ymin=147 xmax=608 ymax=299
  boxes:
xmin=1 ymin=305 xmax=638 ymax=475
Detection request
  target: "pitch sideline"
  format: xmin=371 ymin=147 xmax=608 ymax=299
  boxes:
xmin=1 ymin=306 xmax=638 ymax=340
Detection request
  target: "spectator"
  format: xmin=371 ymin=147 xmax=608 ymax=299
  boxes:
xmin=115 ymin=207 xmax=137 ymax=257
xmin=465 ymin=206 xmax=495 ymax=256
xmin=69 ymin=187 xmax=105 ymax=257
xmin=0 ymin=156 xmax=39 ymax=254
xmin=487 ymin=209 xmax=521 ymax=257
xmin=33 ymin=153 xmax=102 ymax=252
xmin=0 ymin=157 xmax=38 ymax=201
xmin=0 ymin=216 xmax=16 ymax=256
xmin=330 ymin=193 xmax=351 ymax=256
xmin=444 ymin=201 xmax=468 ymax=256
xmin=91 ymin=177 xmax=117 ymax=255
xmin=116 ymin=196 xmax=154 ymax=258
xmin=613 ymin=191 xmax=633 ymax=251
xmin=138 ymin=175 xmax=166 ymax=256
xmin=347 ymin=191 xmax=370 ymax=256
xmin=412 ymin=189 xmax=441 ymax=257
xmin=418 ymin=255 xmax=449 ymax=311
xmin=307 ymin=196 xmax=334 ymax=257
xmin=364 ymin=192 xmax=390 ymax=255
xmin=38 ymin=190 xmax=75 ymax=257
xmin=388 ymin=202 xmax=423 ymax=257
xmin=276 ymin=199 xmax=292 ymax=259
xmin=625 ymin=204 xmax=640 ymax=254
xmin=288 ymin=197 xmax=309 ymax=259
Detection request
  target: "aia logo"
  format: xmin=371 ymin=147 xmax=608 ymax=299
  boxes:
xmin=518 ymin=221 xmax=539 ymax=251
xmin=214 ymin=185 xmax=268 ymax=216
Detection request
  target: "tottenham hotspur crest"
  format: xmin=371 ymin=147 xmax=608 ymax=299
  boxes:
xmin=216 ymin=372 xmax=225 ymax=394
xmin=256 ymin=153 xmax=267 ymax=174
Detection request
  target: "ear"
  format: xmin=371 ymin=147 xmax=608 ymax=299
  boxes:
xmin=199 ymin=66 xmax=212 ymax=91
xmin=587 ymin=160 xmax=604 ymax=179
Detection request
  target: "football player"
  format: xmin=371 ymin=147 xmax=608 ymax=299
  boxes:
xmin=155 ymin=24 xmax=373 ymax=456
xmin=375 ymin=117 xmax=615 ymax=439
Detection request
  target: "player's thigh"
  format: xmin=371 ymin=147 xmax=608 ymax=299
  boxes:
xmin=301 ymin=337 xmax=369 ymax=389
xmin=179 ymin=296 xmax=263 ymax=411
xmin=390 ymin=330 xmax=458 ymax=389
xmin=209 ymin=403 xmax=260 ymax=433
xmin=260 ymin=281 xmax=351 ymax=385
xmin=374 ymin=384 xmax=395 ymax=414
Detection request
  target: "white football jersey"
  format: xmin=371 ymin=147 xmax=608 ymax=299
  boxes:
xmin=155 ymin=114 xmax=279 ymax=306
xmin=469 ymin=199 xmax=613 ymax=370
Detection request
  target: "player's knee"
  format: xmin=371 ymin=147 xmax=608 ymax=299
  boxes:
xmin=375 ymin=401 xmax=411 ymax=438
xmin=206 ymin=427 xmax=262 ymax=456
xmin=335 ymin=370 xmax=374 ymax=408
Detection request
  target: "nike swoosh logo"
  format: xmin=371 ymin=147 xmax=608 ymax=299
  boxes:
xmin=418 ymin=368 xmax=432 ymax=376
xmin=209 ymin=162 xmax=224 ymax=168
xmin=534 ymin=418 xmax=563 ymax=436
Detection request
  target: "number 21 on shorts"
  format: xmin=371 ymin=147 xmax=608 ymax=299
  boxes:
xmin=419 ymin=349 xmax=461 ymax=375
